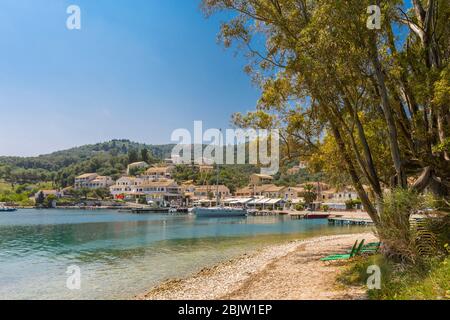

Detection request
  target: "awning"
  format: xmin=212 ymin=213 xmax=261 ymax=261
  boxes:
xmin=235 ymin=198 xmax=253 ymax=204
xmin=266 ymin=198 xmax=284 ymax=205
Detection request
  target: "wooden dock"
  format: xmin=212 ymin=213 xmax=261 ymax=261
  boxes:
xmin=248 ymin=210 xmax=280 ymax=216
xmin=328 ymin=217 xmax=374 ymax=226
xmin=290 ymin=213 xmax=331 ymax=220
xmin=131 ymin=208 xmax=170 ymax=214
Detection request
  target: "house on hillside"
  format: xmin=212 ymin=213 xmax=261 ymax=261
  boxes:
xmin=74 ymin=173 xmax=98 ymax=189
xmin=249 ymin=174 xmax=274 ymax=186
xmin=34 ymin=190 xmax=64 ymax=199
xmin=126 ymin=161 xmax=149 ymax=175
xmin=74 ymin=173 xmax=114 ymax=190
xmin=143 ymin=166 xmax=174 ymax=181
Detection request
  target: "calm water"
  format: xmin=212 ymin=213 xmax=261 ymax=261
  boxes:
xmin=0 ymin=209 xmax=365 ymax=300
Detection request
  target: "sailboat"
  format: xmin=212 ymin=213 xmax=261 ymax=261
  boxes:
xmin=193 ymin=160 xmax=247 ymax=218
xmin=194 ymin=206 xmax=247 ymax=217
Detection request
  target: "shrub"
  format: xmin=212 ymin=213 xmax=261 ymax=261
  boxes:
xmin=338 ymin=255 xmax=450 ymax=300
xmin=376 ymin=188 xmax=423 ymax=264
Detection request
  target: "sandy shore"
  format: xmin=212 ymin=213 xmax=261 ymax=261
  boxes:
xmin=137 ymin=232 xmax=377 ymax=300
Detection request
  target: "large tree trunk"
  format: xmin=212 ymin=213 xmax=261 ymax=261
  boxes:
xmin=328 ymin=118 xmax=381 ymax=226
xmin=370 ymin=43 xmax=407 ymax=188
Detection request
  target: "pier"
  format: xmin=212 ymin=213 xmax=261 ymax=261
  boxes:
xmin=130 ymin=208 xmax=170 ymax=214
xmin=327 ymin=217 xmax=374 ymax=226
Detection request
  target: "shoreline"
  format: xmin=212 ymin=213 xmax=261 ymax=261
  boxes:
xmin=137 ymin=232 xmax=377 ymax=300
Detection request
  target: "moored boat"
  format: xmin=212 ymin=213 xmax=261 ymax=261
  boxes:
xmin=193 ymin=207 xmax=247 ymax=218
xmin=0 ymin=206 xmax=17 ymax=212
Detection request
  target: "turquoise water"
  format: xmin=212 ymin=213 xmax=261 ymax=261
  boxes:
xmin=0 ymin=209 xmax=364 ymax=300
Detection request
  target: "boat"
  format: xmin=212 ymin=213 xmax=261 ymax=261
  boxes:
xmin=193 ymin=206 xmax=247 ymax=217
xmin=193 ymin=154 xmax=247 ymax=218
xmin=0 ymin=206 xmax=17 ymax=212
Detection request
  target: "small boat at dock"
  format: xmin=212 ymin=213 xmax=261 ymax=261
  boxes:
xmin=193 ymin=207 xmax=247 ymax=218
xmin=0 ymin=206 xmax=17 ymax=212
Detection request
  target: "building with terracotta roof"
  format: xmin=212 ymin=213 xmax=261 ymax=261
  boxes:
xmin=249 ymin=174 xmax=274 ymax=186
xmin=74 ymin=173 xmax=98 ymax=189
xmin=193 ymin=185 xmax=231 ymax=200
xmin=143 ymin=166 xmax=174 ymax=180
xmin=110 ymin=177 xmax=144 ymax=198
xmin=126 ymin=161 xmax=149 ymax=175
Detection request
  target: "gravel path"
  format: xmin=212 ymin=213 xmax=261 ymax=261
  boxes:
xmin=137 ymin=233 xmax=377 ymax=300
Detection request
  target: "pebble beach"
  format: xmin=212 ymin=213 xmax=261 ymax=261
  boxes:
xmin=138 ymin=232 xmax=378 ymax=300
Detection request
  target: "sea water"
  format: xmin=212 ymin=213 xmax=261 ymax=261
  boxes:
xmin=0 ymin=209 xmax=365 ymax=299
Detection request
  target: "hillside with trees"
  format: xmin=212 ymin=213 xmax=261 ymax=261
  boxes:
xmin=0 ymin=140 xmax=175 ymax=187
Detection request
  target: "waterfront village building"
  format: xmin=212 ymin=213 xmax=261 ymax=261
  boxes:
xmin=235 ymin=184 xmax=286 ymax=198
xmin=110 ymin=177 xmax=144 ymax=199
xmin=282 ymin=186 xmax=305 ymax=202
xmin=193 ymin=185 xmax=231 ymax=200
xmin=133 ymin=179 xmax=181 ymax=206
xmin=88 ymin=176 xmax=114 ymax=189
xmin=126 ymin=161 xmax=149 ymax=175
xmin=143 ymin=166 xmax=174 ymax=181
xmin=261 ymin=185 xmax=286 ymax=199
xmin=74 ymin=173 xmax=114 ymax=190
xmin=320 ymin=187 xmax=360 ymax=210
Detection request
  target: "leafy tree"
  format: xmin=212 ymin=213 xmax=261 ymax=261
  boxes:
xmin=301 ymin=184 xmax=317 ymax=205
xmin=202 ymin=0 xmax=450 ymax=230
xmin=44 ymin=194 xmax=57 ymax=208
xmin=140 ymin=148 xmax=150 ymax=163
xmin=127 ymin=148 xmax=139 ymax=164
xmin=92 ymin=188 xmax=111 ymax=200
xmin=35 ymin=191 xmax=45 ymax=206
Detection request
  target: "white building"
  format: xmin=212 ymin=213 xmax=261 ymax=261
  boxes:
xmin=133 ymin=180 xmax=181 ymax=206
xmin=143 ymin=166 xmax=174 ymax=181
xmin=74 ymin=173 xmax=113 ymax=190
xmin=74 ymin=173 xmax=98 ymax=189
xmin=110 ymin=177 xmax=144 ymax=198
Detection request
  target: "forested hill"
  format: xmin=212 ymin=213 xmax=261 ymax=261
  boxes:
xmin=0 ymin=140 xmax=175 ymax=187
xmin=0 ymin=139 xmax=317 ymax=190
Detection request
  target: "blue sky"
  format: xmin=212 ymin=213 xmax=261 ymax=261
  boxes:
xmin=0 ymin=0 xmax=259 ymax=156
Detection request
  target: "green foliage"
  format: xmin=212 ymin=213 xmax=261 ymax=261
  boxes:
xmin=346 ymin=199 xmax=362 ymax=210
xmin=0 ymin=140 xmax=173 ymax=187
xmin=43 ymin=194 xmax=57 ymax=208
xmin=127 ymin=148 xmax=139 ymax=164
xmin=377 ymin=189 xmax=424 ymax=264
xmin=35 ymin=191 xmax=44 ymax=205
xmin=338 ymin=255 xmax=450 ymax=300
xmin=300 ymin=184 xmax=317 ymax=205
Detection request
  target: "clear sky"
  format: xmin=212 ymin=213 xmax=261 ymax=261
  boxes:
xmin=0 ymin=0 xmax=260 ymax=156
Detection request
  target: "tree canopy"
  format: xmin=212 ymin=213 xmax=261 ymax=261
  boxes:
xmin=203 ymin=0 xmax=450 ymax=225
